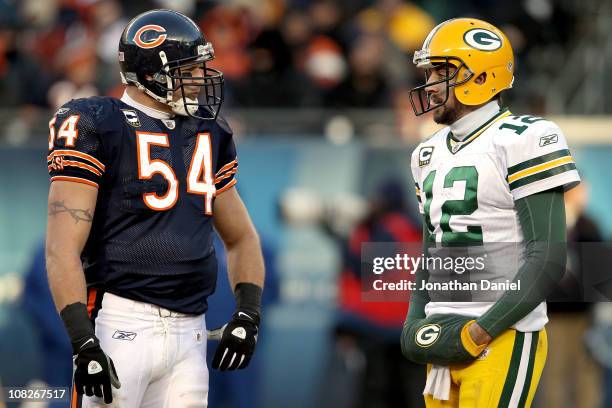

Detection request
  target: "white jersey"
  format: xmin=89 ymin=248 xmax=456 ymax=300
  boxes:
xmin=410 ymin=106 xmax=580 ymax=331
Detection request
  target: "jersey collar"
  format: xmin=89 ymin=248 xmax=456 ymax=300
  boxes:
xmin=446 ymin=106 xmax=511 ymax=154
xmin=120 ymin=90 xmax=174 ymax=120
xmin=449 ymin=101 xmax=501 ymax=141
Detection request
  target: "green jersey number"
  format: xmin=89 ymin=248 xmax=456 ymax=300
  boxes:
xmin=499 ymin=115 xmax=545 ymax=135
xmin=422 ymin=166 xmax=483 ymax=246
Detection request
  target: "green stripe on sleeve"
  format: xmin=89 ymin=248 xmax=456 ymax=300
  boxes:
xmin=509 ymin=162 xmax=576 ymax=190
xmin=517 ymin=332 xmax=540 ymax=408
xmin=498 ymin=331 xmax=525 ymax=408
xmin=507 ymin=149 xmax=570 ymax=176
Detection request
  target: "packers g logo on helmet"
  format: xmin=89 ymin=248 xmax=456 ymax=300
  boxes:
xmin=463 ymin=28 xmax=502 ymax=51
xmin=409 ymin=18 xmax=514 ymax=115
xmin=415 ymin=324 xmax=441 ymax=347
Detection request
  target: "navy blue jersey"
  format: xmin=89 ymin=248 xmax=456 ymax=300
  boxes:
xmin=47 ymin=96 xmax=238 ymax=314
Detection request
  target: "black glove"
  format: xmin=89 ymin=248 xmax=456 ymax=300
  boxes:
xmin=73 ymin=335 xmax=121 ymax=403
xmin=61 ymin=302 xmax=121 ymax=404
xmin=209 ymin=310 xmax=259 ymax=370
xmin=209 ymin=282 xmax=262 ymax=371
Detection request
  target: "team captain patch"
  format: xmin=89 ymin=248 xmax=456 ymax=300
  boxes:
xmin=121 ymin=109 xmax=141 ymax=127
xmin=419 ymin=146 xmax=434 ymax=167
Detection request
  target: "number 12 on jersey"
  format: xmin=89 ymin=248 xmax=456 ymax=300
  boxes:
xmin=137 ymin=132 xmax=216 ymax=214
xmin=422 ymin=165 xmax=483 ymax=245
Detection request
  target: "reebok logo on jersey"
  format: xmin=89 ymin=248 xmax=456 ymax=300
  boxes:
xmin=419 ymin=146 xmax=434 ymax=167
xmin=112 ymin=330 xmax=137 ymax=341
xmin=415 ymin=324 xmax=441 ymax=347
xmin=539 ymin=134 xmax=558 ymax=147
xmin=121 ymin=110 xmax=141 ymax=127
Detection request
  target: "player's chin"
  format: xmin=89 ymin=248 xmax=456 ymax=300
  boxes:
xmin=432 ymin=106 xmax=446 ymax=124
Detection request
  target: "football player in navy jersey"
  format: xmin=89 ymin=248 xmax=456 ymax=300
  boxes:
xmin=45 ymin=9 xmax=264 ymax=407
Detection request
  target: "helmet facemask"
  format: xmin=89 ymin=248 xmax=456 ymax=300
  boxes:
xmin=409 ymin=55 xmax=474 ymax=116
xmin=148 ymin=44 xmax=224 ymax=120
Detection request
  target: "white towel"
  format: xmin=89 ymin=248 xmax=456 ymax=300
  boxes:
xmin=423 ymin=365 xmax=451 ymax=400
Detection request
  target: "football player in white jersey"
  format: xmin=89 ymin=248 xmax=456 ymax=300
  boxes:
xmin=400 ymin=18 xmax=580 ymax=407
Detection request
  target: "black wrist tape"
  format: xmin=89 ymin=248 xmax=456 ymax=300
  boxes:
xmin=60 ymin=302 xmax=95 ymax=349
xmin=234 ymin=282 xmax=263 ymax=317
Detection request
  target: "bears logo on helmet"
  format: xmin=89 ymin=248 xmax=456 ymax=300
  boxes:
xmin=133 ymin=25 xmax=167 ymax=49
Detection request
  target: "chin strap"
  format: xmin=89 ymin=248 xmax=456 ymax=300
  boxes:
xmin=169 ymin=97 xmax=198 ymax=116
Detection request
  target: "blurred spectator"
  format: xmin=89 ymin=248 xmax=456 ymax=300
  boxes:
xmin=47 ymin=39 xmax=99 ymax=110
xmin=303 ymin=35 xmax=346 ymax=93
xmin=539 ymin=182 xmax=603 ymax=408
xmin=308 ymin=0 xmax=347 ymax=48
xmin=231 ymin=28 xmax=319 ymax=107
xmin=91 ymin=0 xmax=128 ymax=93
xmin=319 ymin=177 xmax=425 ymax=408
xmin=357 ymin=0 xmax=434 ymax=53
xmin=198 ymin=5 xmax=251 ymax=82
xmin=0 ymin=28 xmax=51 ymax=108
xmin=327 ymin=34 xmax=389 ymax=108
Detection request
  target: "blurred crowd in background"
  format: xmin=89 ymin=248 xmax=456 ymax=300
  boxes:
xmin=0 ymin=0 xmax=608 ymax=143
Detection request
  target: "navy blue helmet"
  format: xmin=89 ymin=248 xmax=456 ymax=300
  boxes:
xmin=118 ymin=9 xmax=224 ymax=120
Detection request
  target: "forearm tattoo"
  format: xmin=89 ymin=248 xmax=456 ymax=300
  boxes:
xmin=48 ymin=200 xmax=93 ymax=224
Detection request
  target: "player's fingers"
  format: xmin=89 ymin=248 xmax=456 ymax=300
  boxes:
xmin=212 ymin=347 xmax=228 ymax=370
xmin=84 ymin=385 xmax=94 ymax=397
xmin=226 ymin=352 xmax=239 ymax=370
xmin=237 ymin=354 xmax=250 ymax=369
xmin=93 ymin=384 xmax=103 ymax=398
xmin=219 ymin=348 xmax=232 ymax=370
xmin=103 ymin=381 xmax=113 ymax=404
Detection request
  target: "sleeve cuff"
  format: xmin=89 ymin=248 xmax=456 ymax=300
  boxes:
xmin=461 ymin=320 xmax=488 ymax=357
xmin=511 ymin=170 xmax=580 ymax=201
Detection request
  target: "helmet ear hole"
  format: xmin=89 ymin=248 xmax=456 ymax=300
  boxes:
xmin=474 ymin=72 xmax=487 ymax=85
xmin=152 ymin=72 xmax=167 ymax=84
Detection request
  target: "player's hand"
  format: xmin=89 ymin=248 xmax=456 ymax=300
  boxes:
xmin=208 ymin=310 xmax=259 ymax=371
xmin=468 ymin=321 xmax=493 ymax=346
xmin=401 ymin=314 xmax=489 ymax=366
xmin=73 ymin=335 xmax=121 ymax=404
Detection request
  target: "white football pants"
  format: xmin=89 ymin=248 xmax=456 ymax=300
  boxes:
xmin=75 ymin=292 xmax=209 ymax=408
